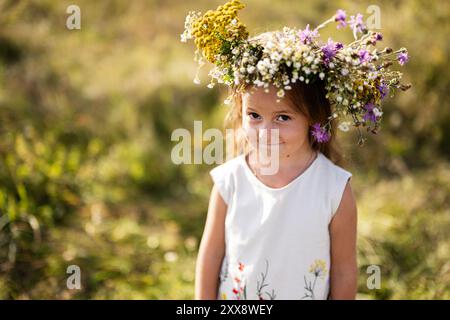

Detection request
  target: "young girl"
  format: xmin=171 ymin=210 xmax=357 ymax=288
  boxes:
xmin=195 ymin=79 xmax=357 ymax=300
xmin=182 ymin=0 xmax=410 ymax=301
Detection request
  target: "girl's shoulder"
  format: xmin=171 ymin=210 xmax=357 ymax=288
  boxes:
xmin=208 ymin=154 xmax=244 ymax=205
xmin=317 ymin=153 xmax=353 ymax=219
xmin=318 ymin=153 xmax=353 ymax=181
xmin=209 ymin=154 xmax=244 ymax=180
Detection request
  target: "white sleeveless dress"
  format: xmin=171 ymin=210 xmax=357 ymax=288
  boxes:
xmin=209 ymin=151 xmax=352 ymax=300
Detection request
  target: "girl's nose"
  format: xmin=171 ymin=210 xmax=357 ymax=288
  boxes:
xmin=258 ymin=126 xmax=279 ymax=145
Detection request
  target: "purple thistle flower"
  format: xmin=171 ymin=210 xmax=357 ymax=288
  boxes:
xmin=321 ymin=38 xmax=343 ymax=65
xmin=363 ymin=102 xmax=381 ymax=123
xmin=377 ymin=83 xmax=389 ymax=99
xmin=299 ymin=24 xmax=319 ymax=44
xmin=358 ymin=49 xmax=371 ymax=63
xmin=397 ymin=52 xmax=409 ymax=66
xmin=368 ymin=32 xmax=383 ymax=45
xmin=349 ymin=13 xmax=366 ymax=36
xmin=335 ymin=9 xmax=347 ymax=29
xmin=311 ymin=123 xmax=330 ymax=143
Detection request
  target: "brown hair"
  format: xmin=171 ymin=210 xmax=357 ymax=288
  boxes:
xmin=223 ymin=80 xmax=346 ymax=167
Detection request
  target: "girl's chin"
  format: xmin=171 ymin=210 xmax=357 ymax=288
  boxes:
xmin=254 ymin=143 xmax=285 ymax=148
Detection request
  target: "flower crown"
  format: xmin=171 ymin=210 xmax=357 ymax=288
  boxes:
xmin=180 ymin=0 xmax=411 ymax=146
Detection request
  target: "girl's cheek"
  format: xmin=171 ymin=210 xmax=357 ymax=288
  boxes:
xmin=242 ymin=119 xmax=253 ymax=132
xmin=242 ymin=121 xmax=257 ymax=143
xmin=283 ymin=123 xmax=308 ymax=142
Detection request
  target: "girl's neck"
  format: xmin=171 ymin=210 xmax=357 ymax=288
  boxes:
xmin=247 ymin=145 xmax=318 ymax=185
xmin=279 ymin=146 xmax=317 ymax=172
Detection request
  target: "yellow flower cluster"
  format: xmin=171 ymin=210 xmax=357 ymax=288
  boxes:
xmin=353 ymin=78 xmax=382 ymax=105
xmin=191 ymin=0 xmax=249 ymax=63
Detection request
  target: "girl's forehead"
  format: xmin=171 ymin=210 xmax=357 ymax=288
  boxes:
xmin=241 ymin=87 xmax=296 ymax=112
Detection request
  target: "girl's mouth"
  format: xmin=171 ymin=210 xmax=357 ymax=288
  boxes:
xmin=260 ymin=143 xmax=284 ymax=146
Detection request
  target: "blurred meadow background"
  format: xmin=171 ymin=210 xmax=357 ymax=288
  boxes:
xmin=0 ymin=0 xmax=448 ymax=299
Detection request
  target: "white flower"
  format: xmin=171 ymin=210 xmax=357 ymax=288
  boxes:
xmin=373 ymin=107 xmax=383 ymax=117
xmin=277 ymin=89 xmax=285 ymax=98
xmin=247 ymin=66 xmax=256 ymax=74
xmin=319 ymin=72 xmax=325 ymax=80
xmin=283 ymin=47 xmax=293 ymax=57
xmin=368 ymin=72 xmax=378 ymax=80
xmin=271 ymin=51 xmax=282 ymax=61
xmin=257 ymin=61 xmax=266 ymax=72
xmin=338 ymin=121 xmax=351 ymax=132
xmin=254 ymin=79 xmax=265 ymax=87
xmin=341 ymin=68 xmax=349 ymax=76
xmin=180 ymin=11 xmax=201 ymax=43
xmin=224 ymin=96 xmax=232 ymax=105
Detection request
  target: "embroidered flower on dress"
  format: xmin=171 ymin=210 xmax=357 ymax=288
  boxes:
xmin=309 ymin=259 xmax=328 ymax=280
xmin=232 ymin=261 xmax=247 ymax=299
xmin=302 ymin=259 xmax=328 ymax=300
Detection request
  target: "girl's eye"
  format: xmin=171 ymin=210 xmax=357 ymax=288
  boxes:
xmin=248 ymin=112 xmax=261 ymax=120
xmin=277 ymin=114 xmax=291 ymax=122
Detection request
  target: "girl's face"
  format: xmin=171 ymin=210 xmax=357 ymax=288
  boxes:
xmin=241 ymin=85 xmax=312 ymax=158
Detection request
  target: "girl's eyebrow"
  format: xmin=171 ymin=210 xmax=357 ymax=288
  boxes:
xmin=247 ymin=107 xmax=294 ymax=114
xmin=273 ymin=109 xmax=295 ymax=114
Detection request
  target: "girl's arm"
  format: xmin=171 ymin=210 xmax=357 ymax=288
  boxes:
xmin=194 ymin=183 xmax=227 ymax=299
xmin=329 ymin=181 xmax=358 ymax=300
